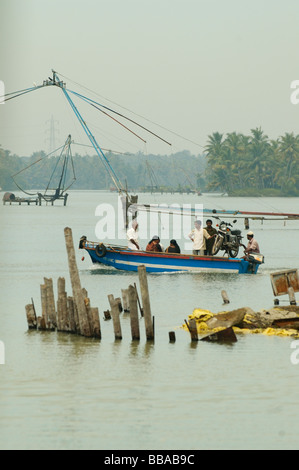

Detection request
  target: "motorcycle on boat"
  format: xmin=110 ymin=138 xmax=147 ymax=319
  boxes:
xmin=212 ymin=219 xmax=243 ymax=258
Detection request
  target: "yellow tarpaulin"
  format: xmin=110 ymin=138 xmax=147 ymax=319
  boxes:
xmin=183 ymin=308 xmax=299 ymax=338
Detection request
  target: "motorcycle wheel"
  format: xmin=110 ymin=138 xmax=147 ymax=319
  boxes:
xmin=212 ymin=235 xmax=223 ymax=256
xmin=229 ymin=246 xmax=239 ymax=258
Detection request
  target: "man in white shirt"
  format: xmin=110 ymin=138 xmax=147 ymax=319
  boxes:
xmin=127 ymin=220 xmax=140 ymax=250
xmin=188 ymin=220 xmax=214 ymax=255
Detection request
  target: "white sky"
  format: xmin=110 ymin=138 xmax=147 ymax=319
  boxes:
xmin=1 ymin=0 xmax=299 ymax=157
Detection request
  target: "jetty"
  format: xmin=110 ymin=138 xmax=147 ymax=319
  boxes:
xmin=2 ymin=191 xmax=68 ymax=206
xmin=3 ymin=192 xmax=38 ymax=205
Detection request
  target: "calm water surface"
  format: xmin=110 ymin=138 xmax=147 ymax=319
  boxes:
xmin=0 ymin=191 xmax=299 ymax=450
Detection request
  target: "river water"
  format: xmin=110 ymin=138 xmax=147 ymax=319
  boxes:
xmin=0 ymin=190 xmax=299 ymax=450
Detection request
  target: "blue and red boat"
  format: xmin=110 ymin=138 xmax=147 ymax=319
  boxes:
xmin=79 ymin=238 xmax=264 ymax=274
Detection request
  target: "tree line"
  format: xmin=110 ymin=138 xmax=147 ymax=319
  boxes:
xmin=0 ymin=147 xmax=206 ymax=193
xmin=205 ymin=128 xmax=299 ymax=196
xmin=2 ymin=128 xmax=299 ymax=196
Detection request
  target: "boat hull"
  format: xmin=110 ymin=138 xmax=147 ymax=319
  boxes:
xmin=82 ymin=242 xmax=261 ymax=274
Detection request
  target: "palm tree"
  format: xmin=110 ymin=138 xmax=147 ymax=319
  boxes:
xmin=246 ymin=128 xmax=270 ymax=190
xmin=205 ymin=132 xmax=227 ymax=192
xmin=279 ymin=132 xmax=299 ymax=182
xmin=225 ymin=132 xmax=247 ymax=189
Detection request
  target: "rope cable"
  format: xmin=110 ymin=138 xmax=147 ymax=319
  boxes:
xmin=71 ymin=91 xmax=147 ymax=143
xmin=2 ymin=85 xmax=45 ymax=102
xmin=67 ymin=89 xmax=172 ymax=146
xmin=57 ymin=71 xmax=205 ymax=149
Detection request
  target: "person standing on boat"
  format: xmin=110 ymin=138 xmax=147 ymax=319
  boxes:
xmin=188 ymin=220 xmax=215 ymax=256
xmin=204 ymin=219 xmax=218 ymax=255
xmin=127 ymin=220 xmax=140 ymax=250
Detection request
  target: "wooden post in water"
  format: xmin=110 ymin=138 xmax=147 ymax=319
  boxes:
xmin=91 ymin=307 xmax=101 ymax=339
xmin=64 ymin=227 xmax=92 ymax=337
xmin=57 ymin=277 xmax=69 ymax=332
xmin=128 ymin=285 xmax=140 ymax=340
xmin=121 ymin=289 xmax=130 ymax=313
xmin=104 ymin=310 xmax=112 ymax=320
xmin=40 ymin=283 xmax=49 ymax=330
xmin=115 ymin=297 xmax=123 ymax=314
xmin=288 ymin=287 xmax=297 ymax=306
xmin=108 ymin=294 xmax=122 ymax=340
xmin=82 ymin=288 xmax=93 ymax=333
xmin=138 ymin=265 xmax=154 ymax=341
xmin=185 ymin=319 xmax=198 ymax=342
xmin=26 ymin=304 xmax=37 ymax=330
xmin=68 ymin=296 xmax=77 ymax=334
xmin=221 ymin=290 xmax=230 ymax=305
xmin=134 ymin=282 xmax=143 ymax=317
xmin=73 ymin=303 xmax=80 ymax=333
xmin=169 ymin=331 xmax=176 ymax=343
xmin=44 ymin=278 xmax=57 ymax=327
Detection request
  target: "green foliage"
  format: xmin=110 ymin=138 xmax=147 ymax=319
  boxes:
xmin=0 ymin=146 xmax=206 ymax=193
xmin=205 ymin=128 xmax=299 ymax=196
xmin=3 ymin=128 xmax=299 ymax=197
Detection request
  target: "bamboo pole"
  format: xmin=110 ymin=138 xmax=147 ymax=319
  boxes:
xmin=138 ymin=265 xmax=154 ymax=341
xmin=128 ymin=285 xmax=140 ymax=340
xmin=64 ymin=227 xmax=92 ymax=337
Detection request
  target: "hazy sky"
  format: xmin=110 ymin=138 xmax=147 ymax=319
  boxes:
xmin=1 ymin=0 xmax=299 ymax=157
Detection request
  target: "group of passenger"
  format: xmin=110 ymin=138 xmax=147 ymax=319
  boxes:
xmin=126 ymin=218 xmax=260 ymax=256
xmin=146 ymin=236 xmax=181 ymax=254
xmin=127 ymin=221 xmax=181 ymax=254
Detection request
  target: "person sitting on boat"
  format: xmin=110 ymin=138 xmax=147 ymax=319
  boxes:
xmin=204 ymin=219 xmax=218 ymax=255
xmin=166 ymin=239 xmax=181 ymax=254
xmin=243 ymin=231 xmax=260 ymax=256
xmin=188 ymin=220 xmax=216 ymax=256
xmin=146 ymin=235 xmax=163 ymax=252
xmin=127 ymin=220 xmax=140 ymax=251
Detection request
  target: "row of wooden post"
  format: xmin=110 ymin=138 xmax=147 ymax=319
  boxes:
xmin=106 ymin=261 xmax=155 ymax=341
xmin=25 ymin=227 xmax=102 ymax=338
xmin=25 ymin=227 xmax=155 ymax=342
xmin=26 ymin=276 xmax=101 ymax=338
xmin=107 ymin=268 xmax=154 ymax=342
